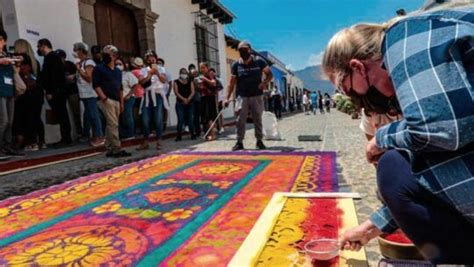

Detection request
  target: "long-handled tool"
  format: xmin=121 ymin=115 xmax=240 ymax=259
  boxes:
xmin=202 ymin=100 xmax=235 ymax=140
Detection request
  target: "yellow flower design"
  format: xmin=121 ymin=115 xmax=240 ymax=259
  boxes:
xmin=155 ymin=179 xmax=177 ymax=185
xmin=7 ymin=233 xmax=120 ymax=266
xmin=0 ymin=207 xmax=10 ymax=218
xmin=163 ymin=209 xmax=193 ymax=221
xmin=198 ymin=164 xmax=242 ymax=175
xmin=92 ymin=201 xmax=122 ymax=214
xmin=211 ymin=181 xmax=233 ymax=189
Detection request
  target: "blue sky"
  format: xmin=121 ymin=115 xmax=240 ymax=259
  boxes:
xmin=221 ymin=0 xmax=426 ymax=71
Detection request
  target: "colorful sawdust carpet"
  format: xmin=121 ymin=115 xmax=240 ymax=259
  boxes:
xmin=230 ymin=193 xmax=367 ymax=267
xmin=0 ymin=151 xmax=338 ymax=266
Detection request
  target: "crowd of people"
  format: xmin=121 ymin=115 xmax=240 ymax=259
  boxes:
xmin=322 ymin=1 xmax=474 ymax=264
xmin=0 ymin=32 xmax=232 ymax=159
xmin=301 ymin=90 xmax=332 ymax=115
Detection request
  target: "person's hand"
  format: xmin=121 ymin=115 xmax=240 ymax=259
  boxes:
xmin=46 ymin=94 xmax=53 ymax=101
xmin=149 ymin=68 xmax=158 ymax=75
xmin=12 ymin=64 xmax=20 ymax=73
xmin=76 ymin=63 xmax=81 ymax=70
xmin=366 ymin=137 xmax=385 ymax=164
xmin=183 ymin=99 xmax=189 ymax=105
xmin=340 ymin=221 xmax=382 ymax=251
xmin=0 ymin=58 xmax=12 ymax=65
xmin=224 ymin=99 xmax=231 ymax=108
xmin=258 ymin=82 xmax=268 ymax=91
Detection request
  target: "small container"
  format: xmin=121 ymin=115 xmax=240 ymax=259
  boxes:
xmin=304 ymin=238 xmax=340 ymax=261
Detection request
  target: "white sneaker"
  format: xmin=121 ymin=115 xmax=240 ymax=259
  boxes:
xmin=219 ymin=128 xmax=225 ymax=134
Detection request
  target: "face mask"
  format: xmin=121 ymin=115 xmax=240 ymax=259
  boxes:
xmin=239 ymin=49 xmax=251 ymax=61
xmin=116 ymin=65 xmax=124 ymax=71
xmin=102 ymin=53 xmax=112 ymax=64
xmin=36 ymin=49 xmax=43 ymax=57
xmin=347 ymin=72 xmax=399 ymax=114
xmin=72 ymin=52 xmax=79 ymax=58
xmin=157 ymin=63 xmax=163 ymax=67
xmin=180 ymin=74 xmax=188 ymax=80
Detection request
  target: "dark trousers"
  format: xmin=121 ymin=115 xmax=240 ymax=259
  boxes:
xmin=48 ymin=93 xmax=72 ymax=143
xmin=28 ymin=98 xmax=45 ymax=144
xmin=193 ymin=100 xmax=201 ymax=136
xmin=272 ymin=95 xmax=282 ymax=119
xmin=377 ymin=150 xmax=474 ymax=264
xmin=176 ymin=102 xmax=194 ymax=135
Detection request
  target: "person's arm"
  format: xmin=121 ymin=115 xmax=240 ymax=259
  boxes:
xmin=259 ymin=60 xmax=273 ymax=90
xmin=157 ymin=67 xmax=167 ymax=84
xmin=188 ymin=80 xmax=195 ymax=102
xmin=173 ymin=81 xmax=185 ymax=102
xmin=92 ymin=68 xmax=107 ymax=101
xmin=78 ymin=61 xmax=94 ymax=83
xmin=52 ymin=56 xmax=65 ymax=90
xmin=376 ymin=21 xmax=474 ymax=153
xmin=201 ymin=75 xmax=217 ymax=87
xmin=225 ymin=75 xmax=237 ymax=103
xmin=139 ymin=68 xmax=157 ymax=85
xmin=340 ymin=218 xmax=385 ymax=251
xmin=0 ymin=58 xmax=12 ymax=65
xmin=13 ymin=65 xmax=27 ymax=94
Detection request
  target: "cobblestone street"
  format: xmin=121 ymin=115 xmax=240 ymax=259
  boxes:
xmin=0 ymin=110 xmax=382 ymax=264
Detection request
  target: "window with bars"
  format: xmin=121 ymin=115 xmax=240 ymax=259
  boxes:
xmin=193 ymin=11 xmax=220 ymax=76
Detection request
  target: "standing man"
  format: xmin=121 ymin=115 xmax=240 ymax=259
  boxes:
xmin=92 ymin=45 xmax=131 ymax=158
xmin=271 ymin=84 xmax=282 ymax=119
xmin=310 ymin=90 xmax=318 ymax=115
xmin=225 ymin=41 xmax=273 ymax=151
xmin=56 ymin=49 xmax=82 ymax=139
xmin=37 ymin=39 xmax=72 ymax=148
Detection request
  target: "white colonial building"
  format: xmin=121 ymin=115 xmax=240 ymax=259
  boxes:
xmin=0 ymin=0 xmax=234 ymax=143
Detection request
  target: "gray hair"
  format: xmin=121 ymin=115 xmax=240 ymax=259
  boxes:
xmin=73 ymin=42 xmax=89 ymax=54
xmin=103 ymin=45 xmax=119 ymax=55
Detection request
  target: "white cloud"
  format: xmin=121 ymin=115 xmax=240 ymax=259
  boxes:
xmin=307 ymin=51 xmax=324 ymax=67
xmin=286 ymin=64 xmax=294 ymax=71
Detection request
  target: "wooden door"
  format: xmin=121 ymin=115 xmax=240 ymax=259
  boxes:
xmin=94 ymin=0 xmax=140 ymax=59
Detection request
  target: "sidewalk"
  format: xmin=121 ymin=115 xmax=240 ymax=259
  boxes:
xmin=0 ymin=120 xmax=238 ymax=175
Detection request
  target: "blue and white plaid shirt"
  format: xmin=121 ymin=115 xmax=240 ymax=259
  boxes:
xmin=370 ymin=7 xmax=474 ymax=233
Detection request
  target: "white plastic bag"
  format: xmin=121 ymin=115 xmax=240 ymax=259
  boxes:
xmin=262 ymin=111 xmax=282 ymax=140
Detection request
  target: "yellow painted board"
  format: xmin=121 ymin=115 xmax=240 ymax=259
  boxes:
xmin=229 ymin=193 xmax=368 ymax=267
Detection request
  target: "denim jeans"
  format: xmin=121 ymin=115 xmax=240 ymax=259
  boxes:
xmin=176 ymin=102 xmax=194 ymax=134
xmin=82 ymin=98 xmax=103 ymax=138
xmin=120 ymin=97 xmax=135 ymax=138
xmin=377 ymin=150 xmax=474 ymax=264
xmin=141 ymin=94 xmax=163 ymax=139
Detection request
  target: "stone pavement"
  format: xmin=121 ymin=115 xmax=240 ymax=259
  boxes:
xmin=0 ymin=110 xmax=383 ymax=264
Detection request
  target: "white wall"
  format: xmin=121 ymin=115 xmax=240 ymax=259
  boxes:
xmin=2 ymin=0 xmax=83 ymax=143
xmin=0 ymin=0 xmax=20 ymax=47
xmin=216 ymin=23 xmax=233 ymax=119
xmin=151 ymin=0 xmax=233 ymax=125
xmin=11 ymin=0 xmax=82 ymax=61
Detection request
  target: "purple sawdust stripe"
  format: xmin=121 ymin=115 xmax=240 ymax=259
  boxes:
xmin=0 ymin=154 xmax=167 ymax=207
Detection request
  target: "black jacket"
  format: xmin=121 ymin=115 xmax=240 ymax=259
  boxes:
xmin=39 ymin=52 xmax=65 ymax=95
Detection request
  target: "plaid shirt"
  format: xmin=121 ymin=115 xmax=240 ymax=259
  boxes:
xmin=370 ymin=7 xmax=474 ymax=233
